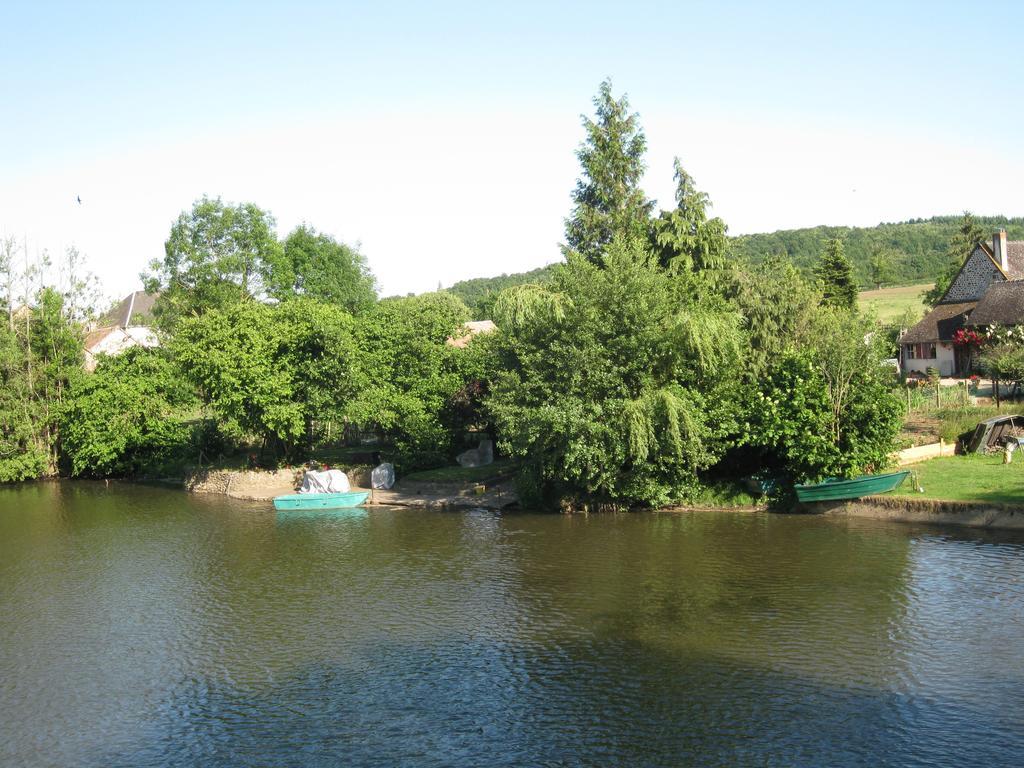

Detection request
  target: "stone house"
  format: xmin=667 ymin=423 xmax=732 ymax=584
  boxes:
xmin=83 ymin=291 xmax=160 ymax=371
xmin=901 ymin=230 xmax=1024 ymax=376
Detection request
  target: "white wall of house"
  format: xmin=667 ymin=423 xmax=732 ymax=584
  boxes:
xmin=84 ymin=326 xmax=159 ymax=371
xmin=902 ymin=341 xmax=955 ymax=376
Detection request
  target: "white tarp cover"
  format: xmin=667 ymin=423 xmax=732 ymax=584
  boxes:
xmin=371 ymin=462 xmax=395 ymax=490
xmin=299 ymin=469 xmax=350 ymax=494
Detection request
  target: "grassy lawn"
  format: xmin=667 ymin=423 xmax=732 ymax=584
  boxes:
xmin=858 ymin=283 xmax=931 ymax=323
xmin=402 ymin=459 xmax=518 ymax=484
xmin=892 ymin=453 xmax=1024 ymax=504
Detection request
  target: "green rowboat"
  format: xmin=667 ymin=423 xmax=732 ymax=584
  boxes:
xmin=273 ymin=491 xmax=370 ymax=511
xmin=794 ymin=471 xmax=909 ymax=503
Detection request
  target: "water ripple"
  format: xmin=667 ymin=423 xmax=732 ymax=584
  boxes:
xmin=1 ymin=486 xmax=1024 ymax=766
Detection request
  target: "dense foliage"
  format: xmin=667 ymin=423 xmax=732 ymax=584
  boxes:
xmin=733 ymin=214 xmax=1024 ymax=288
xmin=447 ymin=264 xmax=557 ymax=320
xmin=60 ymin=349 xmax=200 ymax=477
xmin=488 ymin=239 xmax=742 ymax=508
xmin=143 ymin=197 xmax=285 ymax=327
xmin=275 ymin=225 xmax=377 ymax=313
xmin=173 ymin=298 xmax=362 ymax=460
xmin=743 ymin=311 xmax=904 ymax=483
xmin=650 ymin=158 xmax=728 ymax=273
xmin=0 ymin=287 xmax=82 ymax=481
xmin=815 ymin=238 xmax=858 ymax=310
xmin=725 ymin=255 xmax=819 ymax=377
xmin=350 ymin=292 xmax=474 ymax=470
xmin=450 ymin=215 xmax=1024 ymax=308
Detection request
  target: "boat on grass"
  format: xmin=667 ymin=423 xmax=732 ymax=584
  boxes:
xmin=273 ymin=491 xmax=370 ymax=511
xmin=794 ymin=471 xmax=910 ymax=503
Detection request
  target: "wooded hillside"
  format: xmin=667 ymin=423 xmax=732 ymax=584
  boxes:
xmin=448 ymin=216 xmax=1024 ymax=317
xmin=732 ymin=215 xmax=1024 ymax=285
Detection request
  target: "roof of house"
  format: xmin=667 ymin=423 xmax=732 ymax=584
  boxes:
xmin=84 ymin=326 xmax=121 ymax=351
xmin=965 ymin=281 xmax=1024 ymax=327
xmin=96 ymin=291 xmax=159 ymax=329
xmin=900 ymin=301 xmax=976 ymax=344
xmin=446 ymin=319 xmax=497 ymax=348
xmin=1008 ymin=242 xmax=1024 ymax=277
xmin=976 ymin=240 xmax=1024 ymax=279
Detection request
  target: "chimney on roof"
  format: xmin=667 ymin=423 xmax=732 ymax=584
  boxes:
xmin=994 ymin=229 xmax=1009 ymax=272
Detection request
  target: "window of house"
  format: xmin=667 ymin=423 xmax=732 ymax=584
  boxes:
xmin=907 ymin=343 xmax=936 ymax=359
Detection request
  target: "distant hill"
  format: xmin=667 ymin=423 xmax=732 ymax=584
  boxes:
xmin=447 ymin=264 xmax=559 ymax=319
xmin=731 ymin=215 xmax=1024 ymax=286
xmin=448 ymin=216 xmax=1024 ymax=317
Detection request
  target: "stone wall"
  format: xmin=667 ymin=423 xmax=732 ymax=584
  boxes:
xmin=894 ymin=440 xmax=951 ymax=465
xmin=185 ymin=465 xmax=373 ymax=502
xmin=185 ymin=468 xmax=300 ymax=501
xmin=944 ymin=246 xmax=1003 ymax=303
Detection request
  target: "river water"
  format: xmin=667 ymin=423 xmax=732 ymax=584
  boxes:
xmin=2 ymin=482 xmax=1024 ymax=767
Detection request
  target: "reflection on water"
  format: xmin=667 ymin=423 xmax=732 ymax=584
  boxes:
xmin=2 ymin=482 xmax=1024 ymax=767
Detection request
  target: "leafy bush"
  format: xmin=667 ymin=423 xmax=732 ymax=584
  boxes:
xmin=487 ymin=238 xmax=743 ymax=509
xmin=0 ymin=447 xmax=49 ymax=483
xmin=745 ymin=310 xmax=904 ymax=482
xmin=172 ymin=297 xmax=362 ymax=461
xmin=349 ymin=292 xmax=473 ymax=471
xmin=59 ymin=348 xmax=199 ymax=477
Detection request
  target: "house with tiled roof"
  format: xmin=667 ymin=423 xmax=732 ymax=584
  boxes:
xmin=84 ymin=290 xmax=160 ymax=371
xmin=901 ymin=230 xmax=1024 ymax=376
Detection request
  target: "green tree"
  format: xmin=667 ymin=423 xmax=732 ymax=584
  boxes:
xmin=0 ymin=321 xmax=47 ymax=481
xmin=59 ymin=348 xmax=198 ymax=477
xmin=650 ymin=158 xmax=728 ymax=273
xmin=486 ymin=238 xmax=743 ymax=509
xmin=565 ymin=80 xmax=654 ymax=264
xmin=745 ymin=309 xmax=903 ymax=482
xmin=815 ymin=238 xmax=857 ymax=310
xmin=727 ymin=255 xmax=820 ymax=377
xmin=272 ymin=224 xmax=377 ymax=313
xmin=173 ymin=298 xmax=361 ymax=460
xmin=143 ymin=197 xmax=285 ymax=328
xmin=0 ymin=286 xmax=83 ymax=481
xmin=923 ymin=211 xmax=986 ymax=306
xmin=350 ymin=292 xmax=471 ymax=470
xmin=868 ymin=247 xmax=897 ymax=289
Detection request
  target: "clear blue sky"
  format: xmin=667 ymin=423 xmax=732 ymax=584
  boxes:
xmin=2 ymin=1 xmax=1023 ymax=299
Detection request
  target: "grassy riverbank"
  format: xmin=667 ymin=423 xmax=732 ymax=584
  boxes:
xmin=893 ymin=453 xmax=1024 ymax=504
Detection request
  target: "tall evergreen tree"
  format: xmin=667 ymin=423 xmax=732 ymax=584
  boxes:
xmin=565 ymin=80 xmax=654 ymax=264
xmin=650 ymin=158 xmax=728 ymax=272
xmin=923 ymin=211 xmax=985 ymax=306
xmin=815 ymin=238 xmax=857 ymax=310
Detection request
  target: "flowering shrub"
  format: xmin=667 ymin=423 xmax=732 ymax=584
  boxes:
xmin=984 ymin=324 xmax=1024 ymax=345
xmin=952 ymin=328 xmax=985 ymax=347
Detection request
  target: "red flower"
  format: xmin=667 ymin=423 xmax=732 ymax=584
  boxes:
xmin=953 ymin=329 xmax=984 ymax=347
